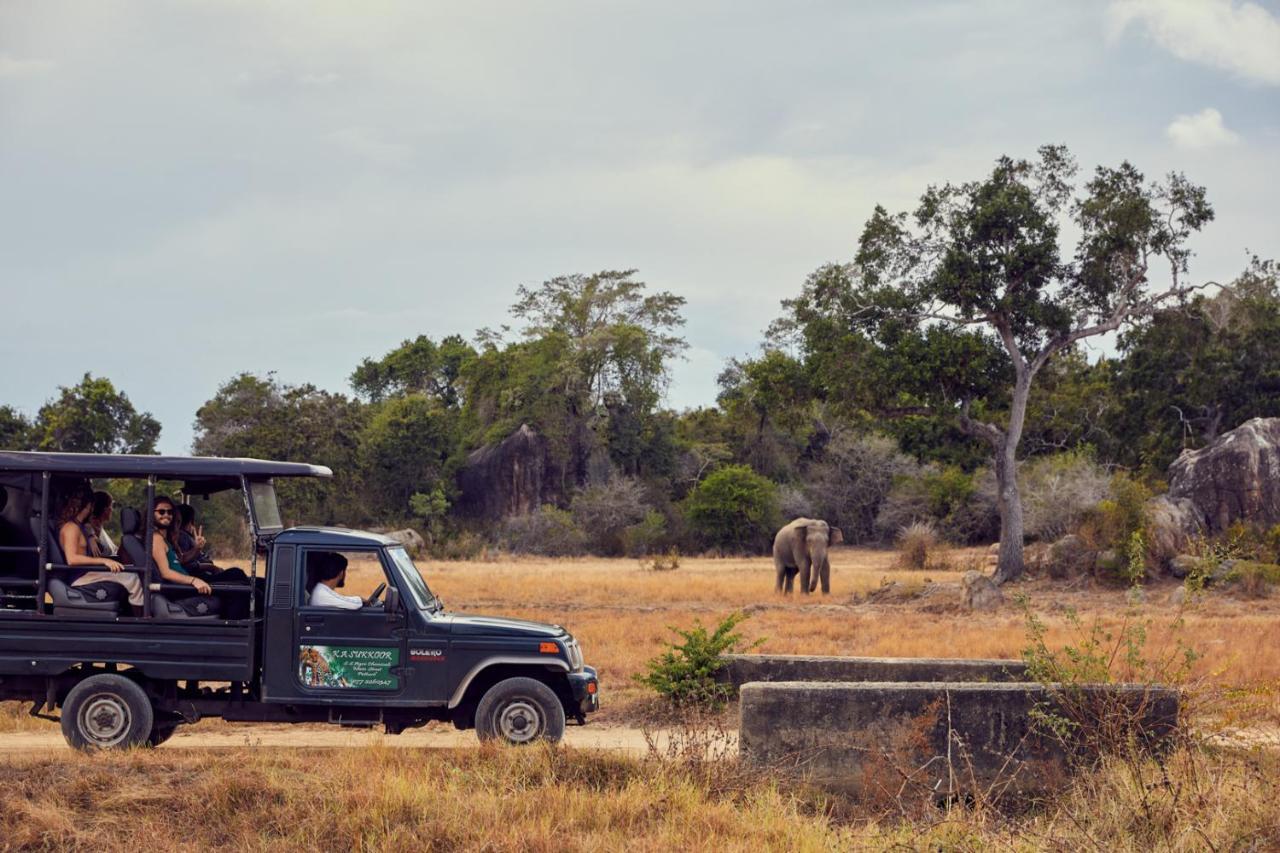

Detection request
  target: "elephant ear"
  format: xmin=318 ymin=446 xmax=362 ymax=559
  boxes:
xmin=828 ymin=527 xmax=844 ymax=545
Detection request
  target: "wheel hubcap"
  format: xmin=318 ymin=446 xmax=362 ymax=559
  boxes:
xmin=79 ymin=694 xmax=130 ymax=746
xmin=497 ymin=699 xmax=544 ymax=744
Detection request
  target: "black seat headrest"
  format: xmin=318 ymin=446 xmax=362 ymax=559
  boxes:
xmin=31 ymin=516 xmax=66 ymax=564
xmin=121 ymin=507 xmax=141 ymax=536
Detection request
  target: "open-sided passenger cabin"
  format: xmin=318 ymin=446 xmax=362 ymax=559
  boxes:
xmin=0 ymin=452 xmax=331 ymax=620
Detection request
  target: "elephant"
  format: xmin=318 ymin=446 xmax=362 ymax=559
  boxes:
xmin=773 ymin=518 xmax=843 ymax=595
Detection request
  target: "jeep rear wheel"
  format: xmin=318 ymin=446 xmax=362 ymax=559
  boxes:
xmin=474 ymin=677 xmax=565 ymax=745
xmin=61 ymin=674 xmax=154 ymax=751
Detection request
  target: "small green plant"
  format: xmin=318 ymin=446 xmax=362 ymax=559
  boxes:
xmin=1123 ymin=529 xmax=1147 ymax=586
xmin=636 ymin=612 xmax=763 ymax=709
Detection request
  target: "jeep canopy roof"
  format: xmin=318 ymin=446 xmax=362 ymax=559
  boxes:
xmin=0 ymin=451 xmax=331 ymax=495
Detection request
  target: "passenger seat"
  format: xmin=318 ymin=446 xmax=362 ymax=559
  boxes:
xmin=118 ymin=508 xmax=219 ymax=620
xmin=30 ymin=517 xmax=124 ymax=617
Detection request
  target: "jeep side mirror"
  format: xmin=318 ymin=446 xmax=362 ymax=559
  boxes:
xmin=385 ymin=586 xmax=401 ymax=621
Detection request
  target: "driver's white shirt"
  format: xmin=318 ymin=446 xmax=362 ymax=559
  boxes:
xmin=308 ymin=582 xmax=363 ymax=610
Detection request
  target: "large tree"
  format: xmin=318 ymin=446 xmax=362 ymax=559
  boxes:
xmin=1111 ymin=256 xmax=1280 ymax=470
xmin=787 ymin=146 xmax=1214 ymax=583
xmin=0 ymin=405 xmax=33 ymax=450
xmin=32 ymin=374 xmax=160 ymax=454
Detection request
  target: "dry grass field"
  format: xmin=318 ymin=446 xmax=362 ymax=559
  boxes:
xmin=2 ymin=547 xmax=1279 ymax=850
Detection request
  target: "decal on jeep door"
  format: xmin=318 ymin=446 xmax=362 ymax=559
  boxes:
xmin=298 ymin=645 xmax=399 ymax=690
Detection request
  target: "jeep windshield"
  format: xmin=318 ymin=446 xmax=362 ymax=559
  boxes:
xmin=386 ymin=546 xmax=442 ymax=612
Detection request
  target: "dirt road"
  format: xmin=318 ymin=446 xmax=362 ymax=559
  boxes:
xmin=0 ymin=722 xmax=718 ymax=754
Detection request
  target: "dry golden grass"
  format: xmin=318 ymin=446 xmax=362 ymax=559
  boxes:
xmin=0 ymin=739 xmax=1276 ymax=851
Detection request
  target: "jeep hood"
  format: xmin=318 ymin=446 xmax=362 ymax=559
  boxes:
xmin=447 ymin=614 xmax=566 ymax=638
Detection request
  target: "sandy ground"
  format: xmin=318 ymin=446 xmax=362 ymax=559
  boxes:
xmin=0 ymin=722 xmax=687 ymax=754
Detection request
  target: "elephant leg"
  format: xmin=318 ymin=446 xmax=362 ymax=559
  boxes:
xmin=774 ymin=554 xmax=786 ymax=593
xmin=798 ymin=557 xmax=812 ymax=595
xmin=818 ymin=556 xmax=831 ymax=594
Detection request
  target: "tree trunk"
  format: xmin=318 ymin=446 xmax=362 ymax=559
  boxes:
xmin=991 ymin=375 xmax=1032 ymax=585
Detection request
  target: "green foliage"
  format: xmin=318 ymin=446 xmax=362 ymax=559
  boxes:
xmin=569 ymin=477 xmax=651 ymax=556
xmin=1080 ymin=473 xmax=1153 ymax=553
xmin=621 ymin=509 xmax=669 ymax=557
xmin=1020 ymin=596 xmax=1198 ymax=749
xmin=32 ymin=373 xmax=160 ymax=454
xmin=682 ymin=464 xmax=779 ymax=553
xmin=193 ymin=373 xmax=368 ymax=527
xmin=0 ymin=405 xmax=32 ymax=450
xmin=351 ymin=334 xmax=476 ymax=406
xmin=360 ymin=394 xmax=458 ymax=518
xmin=636 ymin=612 xmax=761 ymax=709
xmin=1112 ymin=257 xmax=1280 ymax=471
xmin=876 ymin=465 xmax=999 ymax=544
xmin=1224 ymin=561 xmax=1280 ymax=597
xmin=499 ymin=505 xmax=586 ymax=556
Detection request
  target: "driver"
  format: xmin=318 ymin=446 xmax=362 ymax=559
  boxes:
xmin=306 ymin=553 xmax=378 ymax=609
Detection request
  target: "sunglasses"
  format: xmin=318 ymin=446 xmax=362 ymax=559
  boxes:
xmin=154 ymin=508 xmax=174 ymax=516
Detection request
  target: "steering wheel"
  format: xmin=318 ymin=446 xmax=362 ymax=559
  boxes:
xmin=366 ymin=582 xmax=386 ymax=606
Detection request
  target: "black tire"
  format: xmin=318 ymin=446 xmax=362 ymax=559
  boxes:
xmin=474 ymin=677 xmax=566 ymax=745
xmin=60 ymin=674 xmax=154 ymax=751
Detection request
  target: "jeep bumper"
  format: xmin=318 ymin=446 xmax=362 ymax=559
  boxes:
xmin=567 ymin=666 xmax=599 ymax=718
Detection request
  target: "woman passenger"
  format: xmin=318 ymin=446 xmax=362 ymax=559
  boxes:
xmin=58 ymin=485 xmax=144 ymax=615
xmin=146 ymin=496 xmax=214 ymax=599
xmin=86 ymin=490 xmax=117 ymax=557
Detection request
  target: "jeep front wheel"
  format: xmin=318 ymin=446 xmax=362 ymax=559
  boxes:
xmin=474 ymin=677 xmax=566 ymax=745
xmin=61 ymin=674 xmax=154 ymax=751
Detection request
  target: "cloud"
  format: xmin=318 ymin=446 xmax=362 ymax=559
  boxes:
xmin=0 ymin=54 xmax=54 ymax=78
xmin=1108 ymin=0 xmax=1280 ymax=85
xmin=1166 ymin=107 xmax=1240 ymax=149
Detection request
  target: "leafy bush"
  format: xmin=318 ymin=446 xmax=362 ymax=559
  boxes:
xmin=499 ymin=505 xmax=586 ymax=556
xmin=800 ymin=431 xmax=919 ymax=542
xmin=1224 ymin=560 xmax=1280 ymax=597
xmin=1078 ymin=473 xmax=1155 ymax=580
xmin=636 ymin=612 xmax=761 ymax=709
xmin=621 ymin=509 xmax=669 ymax=556
xmin=569 ymin=477 xmax=651 ymax=555
xmin=1020 ymin=449 xmax=1110 ymax=542
xmin=895 ymin=520 xmax=941 ymax=571
xmin=682 ymin=464 xmax=780 ymax=553
xmin=876 ymin=465 xmax=998 ymax=544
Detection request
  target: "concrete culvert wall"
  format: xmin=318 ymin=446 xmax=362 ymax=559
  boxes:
xmin=718 ymin=654 xmax=1028 ymax=690
xmin=739 ymin=681 xmax=1179 ymax=795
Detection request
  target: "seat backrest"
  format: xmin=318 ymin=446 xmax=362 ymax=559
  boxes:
xmin=30 ymin=517 xmax=67 ymax=565
xmin=118 ymin=508 xmax=153 ymax=568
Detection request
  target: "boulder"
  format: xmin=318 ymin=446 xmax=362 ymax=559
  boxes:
xmin=1168 ymin=585 xmax=1187 ymax=607
xmin=1168 ymin=417 xmax=1280 ymax=533
xmin=961 ymin=570 xmax=1003 ymax=611
xmin=1167 ymin=554 xmax=1201 ymax=579
xmin=1046 ymin=534 xmax=1092 ymax=579
xmin=1146 ymin=496 xmax=1206 ymax=565
xmin=457 ymin=423 xmax=552 ymax=520
xmin=383 ymin=528 xmax=426 ymax=555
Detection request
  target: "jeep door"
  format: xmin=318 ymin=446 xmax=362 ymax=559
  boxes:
xmin=292 ymin=547 xmax=407 ymax=701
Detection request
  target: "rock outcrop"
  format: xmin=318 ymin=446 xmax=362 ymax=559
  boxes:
xmin=961 ymin=570 xmax=1003 ymax=611
xmin=456 ymin=424 xmax=552 ymax=520
xmin=382 ymin=528 xmax=426 ymax=554
xmin=1168 ymin=418 xmax=1280 ymax=533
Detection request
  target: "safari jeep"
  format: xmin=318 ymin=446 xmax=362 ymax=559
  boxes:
xmin=0 ymin=451 xmax=598 ymax=749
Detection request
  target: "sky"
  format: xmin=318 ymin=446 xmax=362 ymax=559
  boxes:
xmin=2 ymin=0 xmax=1278 ymax=453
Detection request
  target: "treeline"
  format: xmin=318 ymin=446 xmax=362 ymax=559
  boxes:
xmin=4 ymin=150 xmax=1278 ymax=568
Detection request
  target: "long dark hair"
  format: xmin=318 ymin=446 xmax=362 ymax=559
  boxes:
xmin=57 ymin=483 xmax=93 ymax=525
xmin=91 ymin=490 xmax=113 ymax=523
xmin=152 ymin=495 xmax=181 ymax=546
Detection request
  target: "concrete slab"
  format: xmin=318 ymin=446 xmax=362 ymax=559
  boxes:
xmin=718 ymin=654 xmax=1028 ymax=690
xmin=739 ymin=680 xmax=1178 ymax=795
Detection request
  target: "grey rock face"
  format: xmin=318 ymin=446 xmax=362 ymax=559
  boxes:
xmin=1168 ymin=417 xmax=1280 ymax=533
xmin=382 ymin=528 xmax=426 ymax=554
xmin=1146 ymin=496 xmax=1206 ymax=564
xmin=1047 ymin=534 xmax=1092 ymax=578
xmin=961 ymin=570 xmax=1003 ymax=611
xmin=456 ymin=423 xmax=550 ymax=520
xmin=1168 ymin=554 xmax=1200 ymax=579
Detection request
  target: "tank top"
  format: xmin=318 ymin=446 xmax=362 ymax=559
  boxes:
xmin=166 ymin=545 xmax=189 ymax=576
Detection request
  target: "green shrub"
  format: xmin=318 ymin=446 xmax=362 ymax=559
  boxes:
xmin=622 ymin=509 xmax=669 ymax=556
xmin=1078 ymin=473 xmax=1156 ymax=581
xmin=636 ymin=612 xmax=761 ymax=709
xmin=876 ymin=465 xmax=999 ymax=545
xmin=1224 ymin=560 xmax=1280 ymax=597
xmin=499 ymin=505 xmax=586 ymax=556
xmin=682 ymin=465 xmax=779 ymax=553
